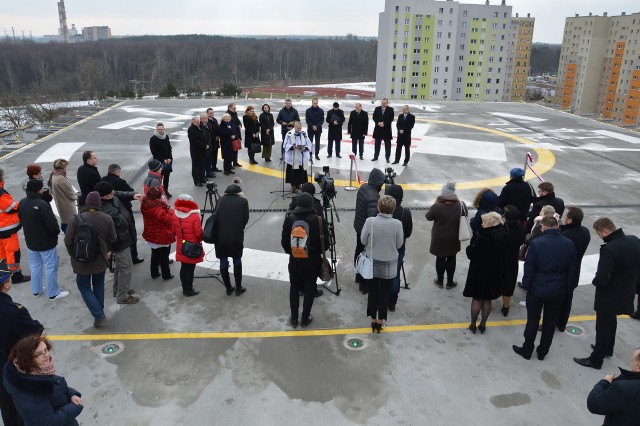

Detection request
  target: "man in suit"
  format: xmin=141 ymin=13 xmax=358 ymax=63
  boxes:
xmin=372 ymin=98 xmax=394 ymax=162
xmin=305 ymin=98 xmax=324 ymax=161
xmin=347 ymin=103 xmax=369 ymax=160
xmin=393 ymin=105 xmax=415 ymax=166
xmin=187 ymin=116 xmax=209 ymax=187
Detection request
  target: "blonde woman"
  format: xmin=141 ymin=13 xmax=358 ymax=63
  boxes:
xmin=48 ymin=159 xmax=77 ymax=233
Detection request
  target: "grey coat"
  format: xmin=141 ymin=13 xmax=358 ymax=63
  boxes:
xmin=50 ymin=174 xmax=77 ymax=225
xmin=64 ymin=208 xmax=117 ymax=275
xmin=425 ymin=198 xmax=468 ymax=257
xmin=361 ymin=214 xmax=404 ymax=279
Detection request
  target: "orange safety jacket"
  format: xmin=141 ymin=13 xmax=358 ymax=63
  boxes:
xmin=0 ymin=182 xmax=22 ymax=238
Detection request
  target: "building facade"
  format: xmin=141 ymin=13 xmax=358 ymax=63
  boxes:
xmin=556 ymin=12 xmax=640 ymax=126
xmin=82 ymin=26 xmax=111 ymax=41
xmin=375 ymin=0 xmax=534 ymax=101
xmin=503 ymin=14 xmax=535 ymax=101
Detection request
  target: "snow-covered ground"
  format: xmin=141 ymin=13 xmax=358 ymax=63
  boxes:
xmin=290 ymin=82 xmax=376 ymax=92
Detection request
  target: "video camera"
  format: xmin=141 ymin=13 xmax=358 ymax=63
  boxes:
xmin=314 ymin=166 xmax=336 ymax=199
xmin=385 ymin=167 xmax=396 ymax=185
xmin=206 ymin=180 xmax=218 ymax=195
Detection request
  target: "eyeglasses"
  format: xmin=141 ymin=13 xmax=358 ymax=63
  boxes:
xmin=34 ymin=347 xmax=50 ymax=358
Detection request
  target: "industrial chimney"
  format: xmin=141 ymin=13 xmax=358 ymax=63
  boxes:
xmin=58 ymin=0 xmax=69 ymax=43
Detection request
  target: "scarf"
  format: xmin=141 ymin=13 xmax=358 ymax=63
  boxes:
xmin=154 ymin=131 xmax=167 ymax=140
xmin=291 ymin=132 xmax=305 ymax=169
xmin=14 ymin=355 xmax=57 ymax=376
xmin=245 ymin=111 xmax=258 ymax=122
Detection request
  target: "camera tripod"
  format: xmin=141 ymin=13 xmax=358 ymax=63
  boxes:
xmin=199 ymin=183 xmax=223 ymax=284
xmin=321 ymin=193 xmax=341 ymax=295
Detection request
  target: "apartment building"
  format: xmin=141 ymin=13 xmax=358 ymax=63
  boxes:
xmin=503 ymin=14 xmax=535 ymax=101
xmin=375 ymin=0 xmax=534 ymax=102
xmin=556 ymin=12 xmax=640 ymax=126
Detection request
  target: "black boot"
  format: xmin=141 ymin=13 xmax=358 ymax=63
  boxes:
xmin=221 ymin=268 xmax=234 ymax=295
xmin=234 ymin=265 xmax=246 ymax=295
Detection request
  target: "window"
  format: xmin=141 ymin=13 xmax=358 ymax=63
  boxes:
xmin=433 ymin=89 xmax=438 ymax=95
xmin=434 ymin=66 xmax=440 ymax=72
xmin=463 ymin=10 xmax=468 ymax=17
xmin=436 ymin=43 xmax=441 ymax=49
xmin=438 ymin=20 xmax=443 ymax=26
xmin=401 ymin=77 xmax=406 ymax=83
xmin=433 ymin=78 xmax=438 ymax=84
xmin=437 ymin=32 xmax=442 ymax=38
xmin=405 ymin=6 xmax=410 ymax=12
xmin=457 ymin=77 xmax=462 ymax=82
xmin=439 ymin=7 xmax=444 ymax=13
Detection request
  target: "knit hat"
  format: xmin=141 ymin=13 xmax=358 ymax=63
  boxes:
xmin=148 ymin=159 xmax=162 ymax=171
xmin=440 ymin=181 xmax=457 ymax=200
xmin=178 ymin=194 xmax=193 ymax=201
xmin=301 ymin=182 xmax=316 ymax=195
xmin=94 ymin=181 xmax=114 ymax=197
xmin=510 ymin=167 xmax=525 ymax=179
xmin=26 ymin=164 xmax=41 ymax=178
xmin=297 ymin=192 xmax=313 ymax=208
xmin=26 ymin=179 xmax=43 ymax=193
xmin=0 ymin=260 xmax=11 ymax=284
xmin=146 ymin=186 xmax=162 ymax=200
xmin=232 ymin=177 xmax=242 ymax=186
xmin=85 ymin=191 xmax=102 ymax=208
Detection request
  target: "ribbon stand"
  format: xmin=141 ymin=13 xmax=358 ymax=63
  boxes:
xmin=345 ymin=154 xmax=358 ymax=191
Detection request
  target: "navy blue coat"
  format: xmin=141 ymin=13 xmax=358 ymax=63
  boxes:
xmin=305 ymin=107 xmax=324 ymax=134
xmin=3 ymin=361 xmax=82 ymax=426
xmin=276 ymin=107 xmax=300 ymax=135
xmin=587 ymin=368 xmax=640 ymax=426
xmin=522 ymin=229 xmax=577 ymax=299
xmin=0 ymin=293 xmax=43 ymax=375
xmin=470 ymin=190 xmax=501 ymax=236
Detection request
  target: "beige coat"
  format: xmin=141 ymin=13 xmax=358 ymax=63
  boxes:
xmin=50 ymin=174 xmax=78 ymax=224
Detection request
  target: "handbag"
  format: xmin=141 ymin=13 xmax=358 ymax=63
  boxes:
xmin=179 ymin=218 xmax=203 ymax=259
xmin=318 ymin=216 xmax=333 ymax=282
xmin=518 ymin=243 xmax=529 ymax=261
xmin=458 ymin=202 xmax=471 ymax=242
xmin=231 ymin=138 xmax=242 ymax=151
xmin=162 ymin=161 xmax=173 ymax=173
xmin=355 ymin=220 xmax=374 ymax=280
xmin=250 ymin=142 xmax=262 ymax=154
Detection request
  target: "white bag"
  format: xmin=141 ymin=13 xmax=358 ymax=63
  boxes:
xmin=459 ymin=202 xmax=471 ymax=242
xmin=356 ymin=220 xmax=374 ymax=279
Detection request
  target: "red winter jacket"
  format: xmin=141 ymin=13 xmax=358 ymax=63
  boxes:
xmin=172 ymin=198 xmax=204 ymax=264
xmin=141 ymin=199 xmax=176 ymax=245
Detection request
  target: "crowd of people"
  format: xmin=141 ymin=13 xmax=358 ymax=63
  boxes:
xmin=0 ymin=98 xmax=639 ymax=424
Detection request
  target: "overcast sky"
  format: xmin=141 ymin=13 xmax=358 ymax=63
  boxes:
xmin=3 ymin=0 xmax=639 ymax=44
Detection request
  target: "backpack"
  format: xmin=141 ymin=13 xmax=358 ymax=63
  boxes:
xmin=202 ymin=211 xmax=218 ymax=244
xmin=290 ymin=219 xmax=310 ymax=259
xmin=72 ymin=213 xmax=101 ymax=263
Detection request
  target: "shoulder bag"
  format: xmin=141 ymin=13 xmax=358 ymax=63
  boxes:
xmin=318 ymin=216 xmax=333 ymax=282
xmin=356 ymin=219 xmax=374 ymax=279
xmin=179 ymin=218 xmax=203 ymax=259
xmin=459 ymin=202 xmax=471 ymax=242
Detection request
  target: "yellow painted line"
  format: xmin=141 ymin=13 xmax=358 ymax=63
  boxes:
xmin=44 ymin=314 xmax=618 ymax=342
xmin=241 ymin=118 xmax=556 ymax=191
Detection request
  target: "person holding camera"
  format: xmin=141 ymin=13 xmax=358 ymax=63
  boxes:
xmin=283 ymin=122 xmax=312 ymax=193
xmin=214 ymin=180 xmax=249 ymax=296
xmin=281 ymin=193 xmax=329 ymax=328
xmin=172 ymin=194 xmax=203 ymax=297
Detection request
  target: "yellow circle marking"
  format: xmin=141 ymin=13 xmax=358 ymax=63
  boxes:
xmin=242 ymin=118 xmax=556 ymax=191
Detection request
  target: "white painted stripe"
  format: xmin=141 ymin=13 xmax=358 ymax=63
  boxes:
xmin=490 ymin=112 xmax=547 ymax=122
xmin=423 ymin=136 xmax=507 ymax=161
xmin=592 ymin=130 xmax=640 ymax=145
xmin=34 ymin=142 xmax=86 ymax=163
xmin=516 ymin=254 xmax=599 ymax=287
xmin=99 ymin=117 xmax=154 ymax=129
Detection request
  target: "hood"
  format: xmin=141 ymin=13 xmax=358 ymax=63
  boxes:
xmin=173 ymin=199 xmax=199 ymax=218
xmin=368 ymin=168 xmax=386 ymax=187
xmin=474 ymin=189 xmax=499 ymax=210
xmin=293 ymin=206 xmax=316 ymax=216
xmin=385 ymin=184 xmax=403 ymax=205
xmin=480 ymin=223 xmax=508 ymax=240
xmin=224 ymin=184 xmax=242 ymax=195
xmin=3 ymin=362 xmax=53 ymax=395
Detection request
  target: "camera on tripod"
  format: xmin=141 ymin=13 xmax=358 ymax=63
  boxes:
xmin=385 ymin=167 xmax=396 ymax=185
xmin=314 ymin=166 xmax=336 ymax=199
xmin=206 ymin=181 xmax=218 ymax=194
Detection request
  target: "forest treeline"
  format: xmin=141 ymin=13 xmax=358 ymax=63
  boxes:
xmin=0 ymin=34 xmax=378 ymax=100
xmin=530 ymin=43 xmax=561 ymax=76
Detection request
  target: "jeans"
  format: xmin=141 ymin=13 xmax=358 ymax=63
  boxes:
xmin=76 ymin=271 xmax=106 ymax=320
xmin=351 ymin=137 xmax=365 ymax=156
xmin=389 ymin=250 xmax=405 ymax=308
xmin=28 ymin=248 xmax=60 ymax=298
xmin=219 ymin=257 xmax=242 ymax=269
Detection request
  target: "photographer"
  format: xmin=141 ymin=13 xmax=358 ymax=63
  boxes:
xmin=385 ymin=184 xmax=413 ymax=312
xmin=353 ymin=168 xmax=386 ymax=293
xmin=281 ymin=193 xmax=329 ymax=328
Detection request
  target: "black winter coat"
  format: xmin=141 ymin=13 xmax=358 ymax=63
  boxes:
xmin=200 ymin=123 xmax=213 ymax=150
xmin=17 ymin=192 xmax=60 ymax=251
xmin=100 ymin=195 xmax=136 ymax=252
xmin=372 ymin=106 xmax=394 ymax=140
xmin=3 ymin=361 xmax=82 ymax=426
xmin=101 ymin=173 xmax=134 ymax=213
xmin=527 ymin=192 xmax=564 ymax=231
xmin=0 ymin=292 xmax=43 ymax=374
xmin=463 ymin=224 xmax=508 ymax=300
xmin=561 ymin=223 xmax=591 ymax=289
xmin=396 ymin=113 xmax=415 ymax=143
xmin=326 ymin=108 xmax=345 ymax=139
xmin=214 ymin=185 xmax=249 ymax=259
xmin=385 ymin=184 xmax=413 ymax=252
xmin=188 ymin=123 xmax=208 ymax=158
xmin=281 ymin=207 xmax=328 ymax=268
xmin=353 ymin=168 xmax=386 ymax=234
xmin=587 ymin=368 xmax=640 ymax=426
xmin=592 ymin=229 xmax=640 ymax=315
xmin=149 ymin=135 xmax=173 ymax=163
xmin=76 ymin=164 xmax=100 ymax=207
xmin=243 ymin=115 xmax=260 ymax=149
xmin=502 ymin=220 xmax=527 ymax=296
xmin=207 ymin=117 xmax=220 ymax=142
xmin=259 ymin=112 xmax=275 ymax=146
xmin=227 ymin=110 xmax=243 ymax=139
xmin=348 ymin=109 xmax=369 ymax=140
xmin=498 ymin=178 xmax=534 ymax=223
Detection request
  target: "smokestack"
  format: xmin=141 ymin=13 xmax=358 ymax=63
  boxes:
xmin=58 ymin=0 xmax=69 ymax=43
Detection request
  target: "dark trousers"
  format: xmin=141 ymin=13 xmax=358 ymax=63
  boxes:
xmin=374 ymin=138 xmax=391 ymax=160
xmin=280 ymin=129 xmax=288 ymax=156
xmin=0 ymin=375 xmax=23 ymax=426
xmin=367 ymin=278 xmax=392 ymax=320
xmin=354 ymin=232 xmax=365 ymax=283
xmin=150 ymin=246 xmax=171 ymax=278
xmin=556 ymin=289 xmax=574 ymax=330
xmin=327 ymin=136 xmax=341 ymax=156
xmin=288 ymin=259 xmax=317 ymax=322
xmin=590 ymin=313 xmax=617 ymax=365
xmin=223 ymin=156 xmax=233 ymax=173
xmin=161 ymin=170 xmax=171 ymax=193
xmin=522 ymin=292 xmax=563 ymax=356
xmin=308 ymin=130 xmax=321 ymax=155
xmin=232 ymin=150 xmax=239 ymax=166
xmin=351 ymin=137 xmax=365 ymax=156
xmin=204 ymin=148 xmax=214 ymax=176
xmin=395 ymin=140 xmax=410 ymax=164
xmin=389 ymin=250 xmax=405 ymax=308
xmin=435 ymin=256 xmax=456 ymax=282
xmin=212 ymin=143 xmax=220 ymax=170
xmin=191 ymin=155 xmax=204 ymax=184
xmin=179 ymin=263 xmax=196 ymax=293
